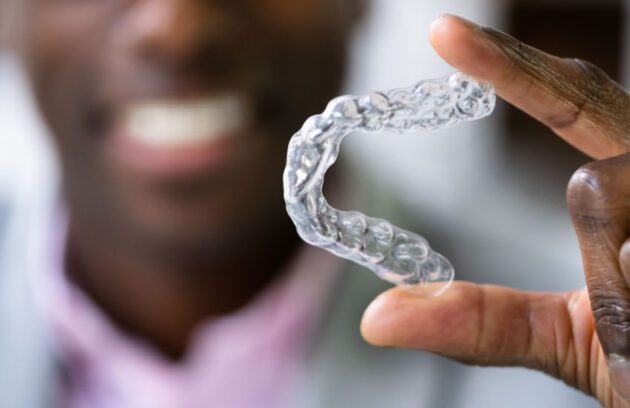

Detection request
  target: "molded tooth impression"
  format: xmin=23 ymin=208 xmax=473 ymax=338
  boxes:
xmin=283 ymin=72 xmax=495 ymax=296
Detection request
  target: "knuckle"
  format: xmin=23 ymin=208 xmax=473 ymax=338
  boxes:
xmin=566 ymin=162 xmax=613 ymax=216
xmin=544 ymin=292 xmax=582 ymax=385
xmin=566 ymin=156 xmax=630 ymax=220
xmin=565 ymin=58 xmax=630 ymax=128
xmin=592 ymin=286 xmax=630 ymax=327
xmin=569 ymin=58 xmax=613 ymax=90
xmin=591 ymin=287 xmax=630 ymax=355
xmin=554 ymin=58 xmax=630 ymax=136
xmin=566 ymin=58 xmax=620 ymax=106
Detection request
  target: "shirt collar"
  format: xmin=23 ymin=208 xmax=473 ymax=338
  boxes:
xmin=35 ymin=208 xmax=341 ymax=408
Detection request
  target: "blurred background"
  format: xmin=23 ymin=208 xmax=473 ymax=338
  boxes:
xmin=0 ymin=0 xmax=627 ymax=406
xmin=344 ymin=0 xmax=627 ymax=292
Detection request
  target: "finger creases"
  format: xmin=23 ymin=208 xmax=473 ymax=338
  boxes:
xmin=430 ymin=14 xmax=630 ymax=159
xmin=567 ymin=154 xmax=630 ymax=361
xmin=361 ymin=282 xmax=596 ymax=391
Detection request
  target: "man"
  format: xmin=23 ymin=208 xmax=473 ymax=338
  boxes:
xmin=2 ymin=1 xmax=371 ymax=406
xmin=0 ymin=1 xmax=625 ymax=408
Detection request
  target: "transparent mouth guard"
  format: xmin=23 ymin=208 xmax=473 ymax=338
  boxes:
xmin=283 ymin=72 xmax=495 ymax=296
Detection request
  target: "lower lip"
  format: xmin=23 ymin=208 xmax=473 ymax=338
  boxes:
xmin=107 ymin=131 xmax=243 ymax=180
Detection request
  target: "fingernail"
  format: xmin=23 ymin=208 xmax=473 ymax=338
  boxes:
xmin=452 ymin=15 xmax=480 ymax=28
xmin=433 ymin=13 xmax=481 ymax=30
xmin=608 ymin=354 xmax=630 ymax=399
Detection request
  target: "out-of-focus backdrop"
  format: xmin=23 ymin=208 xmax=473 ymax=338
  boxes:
xmin=0 ymin=0 xmax=626 ymax=406
xmin=344 ymin=2 xmax=623 ymax=404
xmin=344 ymin=0 xmax=628 ymax=290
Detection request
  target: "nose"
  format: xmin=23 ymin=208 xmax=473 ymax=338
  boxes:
xmin=118 ymin=0 xmax=240 ymax=65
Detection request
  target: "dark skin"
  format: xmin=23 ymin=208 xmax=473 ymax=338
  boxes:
xmin=7 ymin=2 xmax=630 ymax=405
xmin=361 ymin=15 xmax=630 ymax=407
xmin=10 ymin=0 xmax=362 ymax=358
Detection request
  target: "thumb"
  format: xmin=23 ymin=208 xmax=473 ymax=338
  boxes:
xmin=361 ymin=282 xmax=606 ymax=396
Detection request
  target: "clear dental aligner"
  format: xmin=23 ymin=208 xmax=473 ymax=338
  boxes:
xmin=283 ymin=72 xmax=495 ymax=295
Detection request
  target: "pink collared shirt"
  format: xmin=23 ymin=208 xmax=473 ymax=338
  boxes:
xmin=37 ymin=218 xmax=339 ymax=408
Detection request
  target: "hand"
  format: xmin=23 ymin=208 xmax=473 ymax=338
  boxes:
xmin=361 ymin=14 xmax=630 ymax=407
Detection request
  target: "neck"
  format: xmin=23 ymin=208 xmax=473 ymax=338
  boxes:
xmin=65 ymin=216 xmax=301 ymax=360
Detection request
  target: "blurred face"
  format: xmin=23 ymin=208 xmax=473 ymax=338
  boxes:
xmin=17 ymin=0 xmax=359 ymax=258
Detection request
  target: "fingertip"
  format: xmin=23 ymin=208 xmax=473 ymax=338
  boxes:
xmin=428 ymin=14 xmax=449 ymax=44
xmin=429 ymin=14 xmax=477 ymax=42
xmin=361 ymin=283 xmax=469 ymax=349
xmin=360 ymin=287 xmax=408 ymax=346
xmin=429 ymin=14 xmax=479 ymax=58
xmin=429 ymin=14 xmax=455 ymax=53
xmin=429 ymin=14 xmax=504 ymax=81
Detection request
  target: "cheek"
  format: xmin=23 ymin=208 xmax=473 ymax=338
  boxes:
xmin=21 ymin=2 xmax=126 ymax=224
xmin=22 ymin=1 xmax=117 ymax=142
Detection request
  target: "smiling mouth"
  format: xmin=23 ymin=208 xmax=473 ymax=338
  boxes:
xmin=109 ymin=93 xmax=251 ymax=179
xmin=124 ymin=94 xmax=245 ymax=147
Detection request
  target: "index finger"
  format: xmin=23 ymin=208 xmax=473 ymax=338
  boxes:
xmin=430 ymin=14 xmax=630 ymax=160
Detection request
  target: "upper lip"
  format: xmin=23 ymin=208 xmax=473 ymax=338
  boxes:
xmin=101 ymin=51 xmax=254 ymax=102
xmin=105 ymin=76 xmax=235 ymax=104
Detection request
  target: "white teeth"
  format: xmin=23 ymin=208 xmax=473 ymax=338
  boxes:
xmin=124 ymin=95 xmax=246 ymax=148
